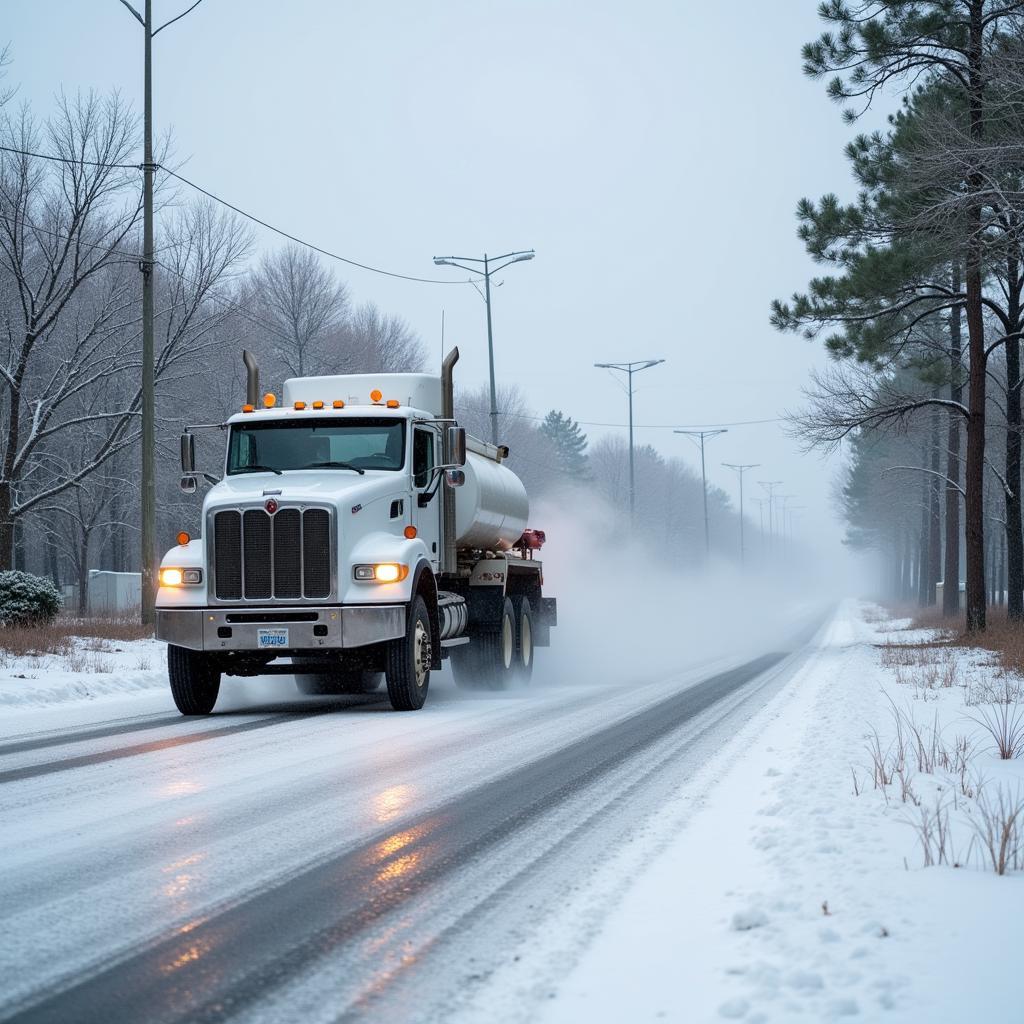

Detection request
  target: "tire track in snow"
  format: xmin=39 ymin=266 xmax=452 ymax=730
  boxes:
xmin=0 ymin=652 xmax=790 ymax=1024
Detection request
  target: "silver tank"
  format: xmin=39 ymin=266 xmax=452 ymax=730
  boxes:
xmin=454 ymin=450 xmax=529 ymax=550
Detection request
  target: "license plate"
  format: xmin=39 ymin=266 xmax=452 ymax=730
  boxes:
xmin=257 ymin=628 xmax=289 ymax=649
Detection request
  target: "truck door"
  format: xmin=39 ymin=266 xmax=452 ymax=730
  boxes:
xmin=412 ymin=426 xmax=441 ymax=570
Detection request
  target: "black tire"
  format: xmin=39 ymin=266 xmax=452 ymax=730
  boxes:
xmin=512 ymin=595 xmax=534 ymax=683
xmin=451 ymin=597 xmax=516 ymax=691
xmin=295 ymin=668 xmax=382 ymax=696
xmin=385 ymin=594 xmax=432 ymax=711
xmin=168 ymin=644 xmax=221 ymax=716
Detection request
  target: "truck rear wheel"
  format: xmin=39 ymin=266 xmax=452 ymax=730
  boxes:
xmin=168 ymin=644 xmax=221 ymax=716
xmin=512 ymin=595 xmax=534 ymax=683
xmin=385 ymin=595 xmax=432 ymax=711
xmin=295 ymin=669 xmax=382 ymax=696
xmin=451 ymin=597 xmax=517 ymax=691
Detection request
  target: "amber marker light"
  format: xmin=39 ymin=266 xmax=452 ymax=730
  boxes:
xmin=404 ymin=525 xmax=417 ymax=539
xmin=312 ymin=400 xmax=324 ymax=409
xmin=294 ymin=401 xmax=306 ymax=410
xmin=333 ymin=400 xmax=345 ymax=409
xmin=241 ymin=404 xmax=254 ymax=413
xmin=386 ymin=399 xmax=400 ymax=409
xmin=263 ymin=393 xmax=277 ymax=408
xmin=370 ymin=389 xmax=383 ymax=403
xmin=177 ymin=531 xmax=191 ymax=546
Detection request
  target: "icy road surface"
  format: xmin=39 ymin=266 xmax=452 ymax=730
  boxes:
xmin=0 ymin=610 xmax=827 ymax=1024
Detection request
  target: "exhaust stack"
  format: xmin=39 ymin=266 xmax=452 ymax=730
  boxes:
xmin=441 ymin=347 xmax=460 ymax=574
xmin=243 ymin=350 xmax=260 ymax=407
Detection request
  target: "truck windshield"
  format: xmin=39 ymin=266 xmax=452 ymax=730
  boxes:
xmin=227 ymin=418 xmax=406 ymax=475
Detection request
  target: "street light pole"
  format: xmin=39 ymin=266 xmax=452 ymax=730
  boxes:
xmin=676 ymin=429 xmax=727 ymax=556
xmin=722 ymin=462 xmax=760 ymax=566
xmin=594 ymin=359 xmax=665 ymax=524
xmin=433 ymin=249 xmax=535 ymax=446
xmin=119 ymin=0 xmax=207 ymax=626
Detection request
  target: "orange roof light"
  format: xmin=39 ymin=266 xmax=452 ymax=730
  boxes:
xmin=386 ymin=399 xmax=400 ymax=409
xmin=242 ymin=404 xmax=255 ymax=413
xmin=404 ymin=525 xmax=418 ymax=540
xmin=370 ymin=389 xmax=383 ymax=403
xmin=333 ymin=400 xmax=345 ymax=409
xmin=263 ymin=392 xmax=277 ymax=408
xmin=177 ymin=531 xmax=191 ymax=546
xmin=294 ymin=401 xmax=306 ymax=410
xmin=312 ymin=400 xmax=324 ymax=410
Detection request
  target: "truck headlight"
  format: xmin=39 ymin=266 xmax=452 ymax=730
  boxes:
xmin=353 ymin=563 xmax=408 ymax=583
xmin=160 ymin=567 xmax=203 ymax=586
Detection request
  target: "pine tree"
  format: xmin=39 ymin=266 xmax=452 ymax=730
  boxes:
xmin=776 ymin=0 xmax=1024 ymax=632
xmin=540 ymin=411 xmax=590 ymax=480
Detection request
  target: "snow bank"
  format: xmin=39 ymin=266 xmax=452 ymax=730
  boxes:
xmin=0 ymin=637 xmax=166 ymax=710
xmin=538 ymin=601 xmax=1024 ymax=1023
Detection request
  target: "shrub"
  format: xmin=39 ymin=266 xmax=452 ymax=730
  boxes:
xmin=0 ymin=570 xmax=61 ymax=627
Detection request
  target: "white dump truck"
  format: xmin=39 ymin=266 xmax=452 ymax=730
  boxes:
xmin=155 ymin=349 xmax=556 ymax=714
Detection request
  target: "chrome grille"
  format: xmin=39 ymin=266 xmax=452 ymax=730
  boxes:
xmin=211 ymin=506 xmax=333 ymax=602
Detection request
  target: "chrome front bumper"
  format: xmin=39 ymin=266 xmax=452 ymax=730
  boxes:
xmin=156 ymin=605 xmax=405 ymax=652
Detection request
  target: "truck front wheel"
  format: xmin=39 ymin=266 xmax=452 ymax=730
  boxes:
xmin=385 ymin=595 xmax=432 ymax=711
xmin=168 ymin=644 xmax=221 ymax=716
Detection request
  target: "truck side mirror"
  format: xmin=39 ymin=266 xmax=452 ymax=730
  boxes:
xmin=444 ymin=469 xmax=466 ymax=488
xmin=179 ymin=475 xmax=197 ymax=494
xmin=446 ymin=426 xmax=466 ymax=467
xmin=181 ymin=432 xmax=196 ymax=473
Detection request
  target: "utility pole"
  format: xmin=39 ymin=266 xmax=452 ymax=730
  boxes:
xmin=722 ymin=462 xmax=760 ymax=566
xmin=432 ymin=250 xmax=535 ymax=445
xmin=594 ymin=360 xmax=665 ymax=525
xmin=758 ymin=481 xmax=783 ymax=554
xmin=119 ymin=0 xmax=206 ymax=626
xmin=775 ymin=494 xmax=796 ymax=551
xmin=676 ymin=429 xmax=727 ymax=556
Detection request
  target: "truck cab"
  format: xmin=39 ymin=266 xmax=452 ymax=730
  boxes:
xmin=156 ymin=351 xmax=555 ymax=715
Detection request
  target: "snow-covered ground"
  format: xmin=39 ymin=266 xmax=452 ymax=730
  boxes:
xmin=527 ymin=600 xmax=1024 ymax=1023
xmin=5 ymin=600 xmax=1022 ymax=1022
xmin=0 ymin=634 xmax=166 ymax=710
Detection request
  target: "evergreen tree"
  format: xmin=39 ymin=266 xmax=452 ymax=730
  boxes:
xmin=540 ymin=411 xmax=590 ymax=480
xmin=776 ymin=1 xmax=1024 ymax=632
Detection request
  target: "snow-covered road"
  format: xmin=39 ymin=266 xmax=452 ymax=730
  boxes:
xmin=0 ymin=607 xmax=827 ymax=1024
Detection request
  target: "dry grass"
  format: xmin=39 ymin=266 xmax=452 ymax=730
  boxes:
xmin=0 ymin=614 xmax=152 ymax=673
xmin=59 ymin=613 xmax=151 ymax=643
xmin=0 ymin=620 xmax=74 ymax=659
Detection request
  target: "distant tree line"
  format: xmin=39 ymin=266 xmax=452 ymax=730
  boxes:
xmin=775 ymin=1 xmax=1024 ymax=631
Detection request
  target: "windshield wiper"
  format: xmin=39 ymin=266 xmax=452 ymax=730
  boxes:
xmin=233 ymin=464 xmax=283 ymax=475
xmin=301 ymin=460 xmax=366 ymax=475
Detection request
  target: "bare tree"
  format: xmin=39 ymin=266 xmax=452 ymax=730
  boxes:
xmin=327 ymin=301 xmax=425 ymax=374
xmin=250 ymin=244 xmax=348 ymax=378
xmin=0 ymin=91 xmax=143 ymax=567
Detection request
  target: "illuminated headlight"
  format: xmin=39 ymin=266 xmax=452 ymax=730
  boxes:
xmin=353 ymin=563 xmax=408 ymax=583
xmin=160 ymin=567 xmax=203 ymax=587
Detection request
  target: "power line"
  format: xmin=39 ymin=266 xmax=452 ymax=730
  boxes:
xmin=162 ymin=168 xmax=469 ymax=286
xmin=0 ymin=144 xmax=471 ymax=286
xmin=500 ymin=409 xmax=782 ymax=430
xmin=0 ymin=142 xmax=141 ymax=170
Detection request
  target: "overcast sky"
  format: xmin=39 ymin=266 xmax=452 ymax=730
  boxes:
xmin=5 ymin=0 xmax=873 ymax=553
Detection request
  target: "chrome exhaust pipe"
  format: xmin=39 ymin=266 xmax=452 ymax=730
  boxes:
xmin=441 ymin=347 xmax=460 ymax=575
xmin=243 ymin=350 xmax=259 ymax=407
